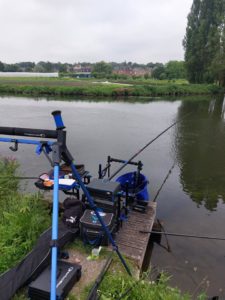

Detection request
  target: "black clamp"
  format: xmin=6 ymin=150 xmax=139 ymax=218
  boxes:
xmin=50 ymin=239 xmax=59 ymax=248
xmin=9 ymin=139 xmax=18 ymax=152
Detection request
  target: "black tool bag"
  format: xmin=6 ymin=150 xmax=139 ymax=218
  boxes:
xmin=80 ymin=209 xmax=114 ymax=246
xmin=28 ymin=260 xmax=81 ymax=300
xmin=62 ymin=197 xmax=85 ymax=229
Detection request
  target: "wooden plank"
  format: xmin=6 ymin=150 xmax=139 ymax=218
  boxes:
xmin=116 ymin=202 xmax=156 ymax=269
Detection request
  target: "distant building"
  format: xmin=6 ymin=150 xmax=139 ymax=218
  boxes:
xmin=72 ymin=64 xmax=92 ymax=78
xmin=73 ymin=64 xmax=92 ymax=73
xmin=72 ymin=72 xmax=92 ymax=78
xmin=133 ymin=67 xmax=152 ymax=76
xmin=113 ymin=67 xmax=152 ymax=77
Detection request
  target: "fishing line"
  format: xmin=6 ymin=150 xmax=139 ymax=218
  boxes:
xmin=153 ymin=161 xmax=176 ymax=202
xmin=140 ymin=230 xmax=225 ymax=241
xmin=109 ymin=113 xmax=190 ymax=181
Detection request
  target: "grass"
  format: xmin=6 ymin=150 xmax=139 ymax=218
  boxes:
xmin=0 ymin=157 xmax=51 ymax=274
xmin=98 ymin=270 xmax=207 ymax=300
xmin=0 ymin=76 xmax=223 ymax=98
xmin=65 ymin=242 xmax=207 ymax=300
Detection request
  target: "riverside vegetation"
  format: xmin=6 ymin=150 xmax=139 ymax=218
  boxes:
xmin=0 ymin=158 xmax=207 ymax=299
xmin=0 ymin=76 xmax=223 ymax=98
xmin=0 ymin=158 xmax=51 ymax=274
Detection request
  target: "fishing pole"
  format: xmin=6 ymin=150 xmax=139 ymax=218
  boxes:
xmin=140 ymin=230 xmax=225 ymax=241
xmin=108 ymin=114 xmax=189 ymax=181
xmin=153 ymin=161 xmax=176 ymax=202
xmin=87 ymin=252 xmax=113 ymax=300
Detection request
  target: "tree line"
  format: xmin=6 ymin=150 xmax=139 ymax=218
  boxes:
xmin=184 ymin=0 xmax=225 ymax=86
xmin=0 ymin=60 xmax=186 ymax=80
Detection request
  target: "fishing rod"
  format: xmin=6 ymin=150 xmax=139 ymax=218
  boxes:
xmin=140 ymin=230 xmax=225 ymax=241
xmin=153 ymin=161 xmax=176 ymax=202
xmin=108 ymin=114 xmax=189 ymax=181
xmin=87 ymin=253 xmax=113 ymax=300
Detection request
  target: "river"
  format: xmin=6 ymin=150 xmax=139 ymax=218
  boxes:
xmin=0 ymin=95 xmax=224 ymax=298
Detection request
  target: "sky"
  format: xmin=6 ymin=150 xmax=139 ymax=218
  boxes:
xmin=0 ymin=0 xmax=193 ymax=64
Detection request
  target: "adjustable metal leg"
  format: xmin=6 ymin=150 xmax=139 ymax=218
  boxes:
xmin=50 ymin=164 xmax=59 ymax=300
xmin=50 ymin=144 xmax=61 ymax=300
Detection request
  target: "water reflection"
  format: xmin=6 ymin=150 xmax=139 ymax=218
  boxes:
xmin=176 ymin=96 xmax=225 ymax=211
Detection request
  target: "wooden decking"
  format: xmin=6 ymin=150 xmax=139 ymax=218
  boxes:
xmin=116 ymin=202 xmax=157 ymax=269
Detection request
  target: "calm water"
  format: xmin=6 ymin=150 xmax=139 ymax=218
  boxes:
xmin=0 ymin=95 xmax=225 ymax=298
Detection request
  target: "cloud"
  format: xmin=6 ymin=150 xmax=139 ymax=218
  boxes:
xmin=0 ymin=0 xmax=193 ymax=63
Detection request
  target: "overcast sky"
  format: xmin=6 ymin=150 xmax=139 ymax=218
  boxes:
xmin=0 ymin=0 xmax=193 ymax=64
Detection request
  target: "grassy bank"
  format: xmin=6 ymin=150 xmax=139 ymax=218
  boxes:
xmin=0 ymin=77 xmax=223 ymax=98
xmin=0 ymin=158 xmax=51 ymax=274
xmin=65 ymin=241 xmax=207 ymax=300
xmin=98 ymin=271 xmax=207 ymax=300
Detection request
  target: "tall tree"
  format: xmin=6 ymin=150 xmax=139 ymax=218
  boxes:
xmin=210 ymin=16 xmax=225 ymax=86
xmin=183 ymin=0 xmax=225 ymax=85
xmin=0 ymin=61 xmax=4 ymax=71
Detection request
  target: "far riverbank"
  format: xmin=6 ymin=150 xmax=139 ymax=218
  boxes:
xmin=0 ymin=76 xmax=224 ymax=98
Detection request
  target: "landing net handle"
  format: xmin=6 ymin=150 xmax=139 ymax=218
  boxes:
xmin=0 ymin=126 xmax=58 ymax=139
xmin=0 ymin=110 xmax=65 ymax=140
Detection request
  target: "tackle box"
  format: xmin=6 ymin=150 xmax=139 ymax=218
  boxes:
xmin=28 ymin=260 xmax=81 ymax=300
xmin=86 ymin=179 xmax=121 ymax=201
xmin=80 ymin=209 xmax=114 ymax=246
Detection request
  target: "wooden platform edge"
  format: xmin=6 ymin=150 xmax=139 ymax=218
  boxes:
xmin=139 ymin=202 xmax=157 ymax=269
xmin=115 ymin=201 xmax=157 ymax=270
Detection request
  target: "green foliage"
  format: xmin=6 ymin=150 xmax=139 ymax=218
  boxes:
xmin=152 ymin=64 xmax=165 ymax=79
xmin=92 ymin=61 xmax=113 ymax=77
xmin=0 ymin=158 xmax=51 ymax=274
xmin=184 ymin=0 xmax=225 ymax=85
xmin=165 ymin=61 xmax=186 ymax=79
xmin=0 ymin=61 xmax=5 ymax=71
xmin=0 ymin=77 xmax=223 ymax=98
xmin=0 ymin=157 xmax=19 ymax=210
xmin=152 ymin=61 xmax=186 ymax=80
xmin=98 ymin=271 xmax=206 ymax=300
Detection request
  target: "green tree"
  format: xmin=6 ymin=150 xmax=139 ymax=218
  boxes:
xmin=210 ymin=17 xmax=225 ymax=86
xmin=152 ymin=64 xmax=165 ymax=79
xmin=0 ymin=61 xmax=4 ymax=71
xmin=4 ymin=64 xmax=19 ymax=72
xmin=183 ymin=0 xmax=225 ymax=84
xmin=92 ymin=61 xmax=112 ymax=77
xmin=165 ymin=61 xmax=186 ymax=79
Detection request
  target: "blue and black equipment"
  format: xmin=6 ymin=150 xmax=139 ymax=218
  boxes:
xmin=0 ymin=111 xmax=131 ymax=300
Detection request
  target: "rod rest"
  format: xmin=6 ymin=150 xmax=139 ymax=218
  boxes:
xmin=0 ymin=126 xmax=58 ymax=139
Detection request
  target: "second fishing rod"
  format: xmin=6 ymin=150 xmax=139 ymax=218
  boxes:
xmin=108 ymin=113 xmax=189 ymax=181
